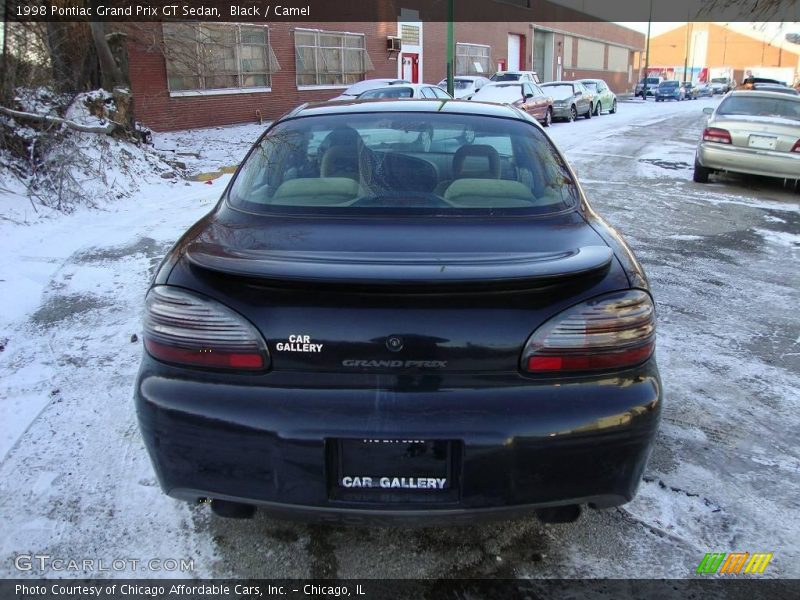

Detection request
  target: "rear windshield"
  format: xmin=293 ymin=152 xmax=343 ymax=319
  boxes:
xmin=472 ymin=85 xmax=522 ymax=103
xmin=659 ymin=81 xmax=679 ymax=88
xmin=228 ymin=113 xmax=579 ymax=216
xmin=491 ymin=73 xmax=522 ymax=82
xmin=359 ymin=87 xmax=413 ymax=99
xmin=542 ymin=84 xmax=574 ymax=100
xmin=717 ymin=96 xmax=800 ymax=120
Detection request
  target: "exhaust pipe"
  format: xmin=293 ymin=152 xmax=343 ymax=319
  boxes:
xmin=536 ymin=505 xmax=581 ymax=524
xmin=210 ymin=499 xmax=256 ymax=519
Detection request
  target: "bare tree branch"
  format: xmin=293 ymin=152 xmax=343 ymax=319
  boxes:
xmin=0 ymin=105 xmax=117 ymax=134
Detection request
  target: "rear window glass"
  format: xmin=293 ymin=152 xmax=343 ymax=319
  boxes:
xmin=541 ymin=85 xmax=574 ymax=100
xmin=717 ymin=96 xmax=800 ymax=120
xmin=472 ymin=85 xmax=522 ymax=103
xmin=228 ymin=113 xmax=578 ymax=217
xmin=359 ymin=87 xmax=413 ymax=99
xmin=491 ymin=73 xmax=522 ymax=82
xmin=660 ymin=81 xmax=679 ymax=88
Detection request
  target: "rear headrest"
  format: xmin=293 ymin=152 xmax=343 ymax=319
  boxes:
xmin=271 ymin=177 xmax=360 ymax=206
xmin=444 ymin=178 xmax=535 ymax=208
xmin=321 ymin=146 xmax=359 ymax=179
xmin=453 ymin=144 xmax=500 ymax=179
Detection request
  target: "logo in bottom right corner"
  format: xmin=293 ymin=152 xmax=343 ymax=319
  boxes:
xmin=697 ymin=552 xmax=774 ymax=575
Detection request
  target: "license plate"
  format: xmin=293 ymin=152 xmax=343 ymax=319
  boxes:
xmin=336 ymin=439 xmax=452 ymax=491
xmin=748 ymin=135 xmax=777 ymax=150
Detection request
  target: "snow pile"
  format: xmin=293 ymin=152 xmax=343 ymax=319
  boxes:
xmin=1 ymin=87 xmax=175 ymax=220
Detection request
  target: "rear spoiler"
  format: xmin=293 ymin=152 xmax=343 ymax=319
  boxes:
xmin=184 ymin=244 xmax=613 ymax=287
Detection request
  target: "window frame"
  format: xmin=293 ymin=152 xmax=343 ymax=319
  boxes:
xmin=456 ymin=43 xmax=491 ymax=77
xmin=294 ymin=28 xmax=373 ymax=90
xmin=163 ymin=23 xmax=276 ymax=97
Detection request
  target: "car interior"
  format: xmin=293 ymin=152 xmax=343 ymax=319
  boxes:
xmin=230 ymin=120 xmax=576 ymax=212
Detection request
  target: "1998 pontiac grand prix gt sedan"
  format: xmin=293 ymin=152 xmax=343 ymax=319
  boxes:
xmin=135 ymin=99 xmax=662 ymax=525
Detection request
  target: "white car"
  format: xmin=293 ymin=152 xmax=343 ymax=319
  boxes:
xmin=490 ymin=71 xmax=540 ymax=84
xmin=356 ymin=83 xmax=453 ymax=100
xmin=436 ymin=76 xmax=491 ymax=99
xmin=329 ymin=79 xmax=410 ymax=101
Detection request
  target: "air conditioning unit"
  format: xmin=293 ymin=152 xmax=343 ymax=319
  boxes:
xmin=387 ymin=36 xmax=402 ymax=52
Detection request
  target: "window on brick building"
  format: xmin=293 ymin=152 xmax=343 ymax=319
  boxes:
xmin=294 ymin=30 xmax=375 ymax=87
xmin=456 ymin=43 xmax=491 ymax=76
xmin=163 ymin=24 xmax=280 ymax=93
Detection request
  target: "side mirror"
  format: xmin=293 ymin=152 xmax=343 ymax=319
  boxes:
xmin=524 ymin=92 xmax=534 ymax=99
xmin=703 ymin=107 xmax=713 ymax=115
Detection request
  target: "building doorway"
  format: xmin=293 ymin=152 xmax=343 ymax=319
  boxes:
xmin=507 ymin=34 xmax=524 ymax=71
xmin=401 ymin=53 xmax=419 ymax=83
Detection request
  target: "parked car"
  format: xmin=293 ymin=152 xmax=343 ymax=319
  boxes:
xmin=635 ymin=76 xmax=663 ymax=99
xmin=329 ymin=78 xmax=410 ymax=101
xmin=437 ymin=76 xmax=491 ymax=99
xmin=682 ymin=82 xmax=699 ymax=100
xmin=540 ymin=81 xmax=594 ymax=121
xmin=750 ymin=83 xmax=799 ymax=96
xmin=695 ymin=82 xmax=713 ymax=97
xmin=577 ymin=78 xmax=617 ymax=114
xmin=490 ymin=70 xmax=540 ymax=84
xmin=357 ymin=83 xmax=453 ymax=100
xmin=693 ymin=90 xmax=800 ymax=188
xmin=470 ymin=82 xmax=554 ymax=126
xmin=136 ymin=98 xmax=661 ymax=526
xmin=710 ymin=76 xmax=736 ymax=94
xmin=655 ymin=80 xmax=685 ymax=102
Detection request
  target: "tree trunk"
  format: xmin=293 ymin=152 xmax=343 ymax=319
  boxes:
xmin=89 ymin=21 xmax=125 ymax=90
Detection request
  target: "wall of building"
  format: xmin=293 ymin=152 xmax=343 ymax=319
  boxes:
xmin=128 ymin=22 xmax=396 ymax=131
xmin=648 ymin=23 xmax=800 ymax=75
xmin=128 ymin=21 xmax=643 ymax=131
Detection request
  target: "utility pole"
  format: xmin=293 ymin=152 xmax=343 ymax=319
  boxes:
xmin=682 ymin=19 xmax=691 ymax=81
xmin=446 ymin=0 xmax=454 ymax=96
xmin=643 ymin=0 xmax=652 ymax=99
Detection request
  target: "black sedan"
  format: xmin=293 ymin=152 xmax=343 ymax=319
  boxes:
xmin=136 ymin=99 xmax=662 ymax=525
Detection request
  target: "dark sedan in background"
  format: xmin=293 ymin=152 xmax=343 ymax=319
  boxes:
xmin=136 ymin=99 xmax=662 ymax=526
xmin=470 ymin=81 xmax=554 ymax=126
xmin=655 ymin=80 xmax=685 ymax=102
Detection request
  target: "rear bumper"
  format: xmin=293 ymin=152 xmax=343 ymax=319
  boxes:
xmin=135 ymin=357 xmax=662 ymax=524
xmin=697 ymin=142 xmax=800 ymax=180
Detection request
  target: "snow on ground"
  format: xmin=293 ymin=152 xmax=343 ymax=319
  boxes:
xmin=0 ymin=96 xmax=798 ymax=580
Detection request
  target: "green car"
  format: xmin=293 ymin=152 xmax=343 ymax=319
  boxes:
xmin=577 ymin=79 xmax=618 ymax=115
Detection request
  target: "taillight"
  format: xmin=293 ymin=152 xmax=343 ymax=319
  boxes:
xmin=791 ymin=139 xmax=800 ymax=153
xmin=522 ymin=290 xmax=655 ymax=373
xmin=703 ymin=127 xmax=732 ymax=144
xmin=143 ymin=286 xmax=269 ymax=371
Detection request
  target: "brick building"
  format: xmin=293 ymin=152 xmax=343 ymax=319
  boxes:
xmin=646 ymin=23 xmax=800 ymax=85
xmin=126 ymin=20 xmax=644 ymax=131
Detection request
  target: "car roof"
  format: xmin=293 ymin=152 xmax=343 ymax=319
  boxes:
xmin=283 ymin=99 xmax=527 ymax=121
xmin=727 ymin=89 xmax=800 ymax=101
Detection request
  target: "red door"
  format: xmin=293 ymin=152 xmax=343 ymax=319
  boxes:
xmin=402 ymin=53 xmax=419 ymax=83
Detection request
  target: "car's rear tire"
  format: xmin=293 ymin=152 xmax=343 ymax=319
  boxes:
xmin=693 ymin=159 xmax=710 ymax=183
xmin=569 ymin=105 xmax=577 ymax=122
xmin=585 ymin=103 xmax=592 ymax=119
xmin=610 ymin=99 xmax=617 ymax=114
xmin=594 ymin=101 xmax=601 ymax=116
xmin=542 ymin=107 xmax=552 ymax=127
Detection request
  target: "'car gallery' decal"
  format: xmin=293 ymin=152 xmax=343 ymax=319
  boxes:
xmin=275 ymin=335 xmax=323 ymax=353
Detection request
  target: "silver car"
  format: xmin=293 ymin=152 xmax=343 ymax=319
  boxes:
xmin=693 ymin=90 xmax=800 ymax=186
xmin=540 ymin=81 xmax=594 ymax=121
